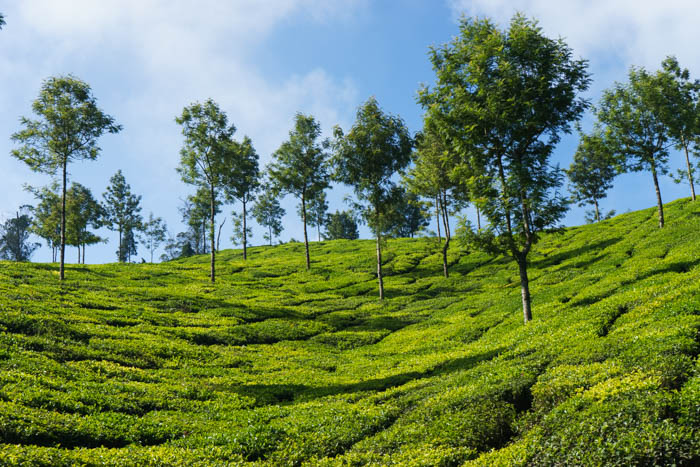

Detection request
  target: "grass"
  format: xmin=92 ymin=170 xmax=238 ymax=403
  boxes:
xmin=0 ymin=198 xmax=699 ymax=465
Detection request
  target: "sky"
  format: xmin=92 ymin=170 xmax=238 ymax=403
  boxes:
xmin=1 ymin=0 xmax=698 ymax=264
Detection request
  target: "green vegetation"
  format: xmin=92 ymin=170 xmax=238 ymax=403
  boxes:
xmin=0 ymin=199 xmax=698 ymax=465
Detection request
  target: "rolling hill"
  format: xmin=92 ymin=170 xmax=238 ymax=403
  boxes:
xmin=0 ymin=198 xmax=699 ymax=465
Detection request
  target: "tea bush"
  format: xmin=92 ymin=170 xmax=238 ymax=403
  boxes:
xmin=0 ymin=198 xmax=698 ymax=464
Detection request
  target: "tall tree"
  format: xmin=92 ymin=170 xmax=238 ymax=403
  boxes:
xmin=597 ymin=65 xmax=674 ymax=228
xmin=252 ymin=186 xmax=285 ymax=246
xmin=11 ymin=75 xmax=121 ymax=279
xmin=140 ymin=213 xmax=167 ymax=263
xmin=324 ymin=210 xmax=359 ymax=240
xmin=223 ymin=135 xmax=260 ymax=260
xmin=0 ymin=13 xmax=5 ymax=29
xmin=332 ymin=97 xmax=414 ymax=299
xmin=566 ymin=128 xmax=618 ymax=222
xmin=103 ymin=170 xmax=143 ymax=262
xmin=304 ymin=191 xmax=328 ymax=242
xmin=269 ymin=113 xmax=330 ymax=269
xmin=656 ymin=56 xmax=700 ymax=201
xmin=176 ymin=99 xmax=236 ymax=282
xmin=420 ymin=15 xmax=589 ymax=323
xmin=65 ymin=183 xmax=104 ymax=264
xmin=0 ymin=207 xmax=40 ymax=261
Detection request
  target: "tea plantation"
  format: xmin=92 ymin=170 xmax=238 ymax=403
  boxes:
xmin=1 ymin=199 xmax=699 ymax=466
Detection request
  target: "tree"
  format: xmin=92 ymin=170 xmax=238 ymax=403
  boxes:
xmin=420 ymin=15 xmax=589 ymax=323
xmin=405 ymin=124 xmax=467 ymax=277
xmin=103 ymin=170 xmax=143 ymax=262
xmin=303 ymin=191 xmax=328 ymax=241
xmin=324 ymin=210 xmax=359 ymax=240
xmin=597 ymin=65 xmax=675 ymax=228
xmin=253 ymin=186 xmax=285 ymax=246
xmin=566 ymin=128 xmax=618 ymax=222
xmin=385 ymin=189 xmax=429 ymax=239
xmin=65 ymin=183 xmax=104 ymax=264
xmin=332 ymin=97 xmax=414 ymax=299
xmin=0 ymin=207 xmax=40 ymax=261
xmin=656 ymin=56 xmax=700 ymax=201
xmin=140 ymin=213 xmax=167 ymax=263
xmin=177 ymin=190 xmax=218 ymax=256
xmin=27 ymin=184 xmax=62 ymax=262
xmin=0 ymin=13 xmax=5 ymax=29
xmin=11 ymin=75 xmax=121 ymax=279
xmin=269 ymin=113 xmax=330 ymax=269
xmin=223 ymin=135 xmax=260 ymax=260
xmin=230 ymin=212 xmax=252 ymax=249
xmin=176 ymin=99 xmax=236 ymax=282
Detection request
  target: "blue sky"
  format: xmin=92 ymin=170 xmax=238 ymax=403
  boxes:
xmin=1 ymin=0 xmax=698 ymax=263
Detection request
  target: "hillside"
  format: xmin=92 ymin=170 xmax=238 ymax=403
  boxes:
xmin=0 ymin=199 xmax=699 ymax=466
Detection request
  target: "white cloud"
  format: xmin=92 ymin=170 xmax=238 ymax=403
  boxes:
xmin=447 ymin=1 xmax=700 ymax=83
xmin=0 ymin=0 xmax=362 ymax=262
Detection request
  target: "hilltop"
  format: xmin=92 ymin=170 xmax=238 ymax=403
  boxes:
xmin=0 ymin=199 xmax=699 ymax=465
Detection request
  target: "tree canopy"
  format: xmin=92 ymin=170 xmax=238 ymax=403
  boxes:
xmin=11 ymin=75 xmax=120 ymax=279
xmin=269 ymin=113 xmax=330 ymax=269
xmin=176 ymin=98 xmax=236 ymax=282
xmin=420 ymin=14 xmax=590 ymax=322
xmin=223 ymin=135 xmax=260 ymax=260
xmin=596 ymin=65 xmax=674 ymax=228
xmin=0 ymin=207 xmax=39 ymax=261
xmin=567 ymin=128 xmax=618 ymax=222
xmin=103 ymin=170 xmax=143 ymax=263
xmin=332 ymin=97 xmax=414 ymax=299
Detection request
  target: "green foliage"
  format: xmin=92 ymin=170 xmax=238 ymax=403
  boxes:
xmin=176 ymin=98 xmax=237 ymax=280
xmin=11 ymin=75 xmax=121 ymax=279
xmin=332 ymin=97 xmax=414 ymax=299
xmin=567 ymin=128 xmax=618 ymax=222
xmin=102 ymin=170 xmax=143 ymax=263
xmin=304 ymin=191 xmax=329 ymax=241
xmin=270 ymin=112 xmax=330 ymax=269
xmin=0 ymin=206 xmax=39 ymax=261
xmin=27 ymin=185 xmax=62 ymax=259
xmin=0 ymin=199 xmax=699 ymax=465
xmin=324 ymin=210 xmax=359 ymax=240
xmin=140 ymin=213 xmax=167 ymax=263
xmin=422 ymin=14 xmax=589 ymax=321
xmin=253 ymin=186 xmax=285 ymax=246
xmin=596 ymin=60 xmax=683 ymax=226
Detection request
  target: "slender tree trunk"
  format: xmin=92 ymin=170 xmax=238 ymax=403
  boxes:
xmin=317 ymin=223 xmax=321 ymax=242
xmin=243 ymin=201 xmax=248 ymax=260
xmin=376 ymin=208 xmax=384 ymax=300
xmin=594 ymin=198 xmax=600 ymax=222
xmin=302 ymin=194 xmax=310 ymax=270
xmin=118 ymin=227 xmax=123 ymax=263
xmin=476 ymin=206 xmax=481 ymax=230
xmin=59 ymin=161 xmax=67 ymax=279
xmin=210 ymin=185 xmax=216 ymax=283
xmin=217 ymin=218 xmax=225 ymax=253
xmin=435 ymin=195 xmax=442 ymax=242
xmin=650 ymin=162 xmax=665 ymax=228
xmin=517 ymin=256 xmax=532 ymax=323
xmin=682 ymin=136 xmax=696 ymax=201
xmin=441 ymin=191 xmax=450 ymax=278
xmin=269 ymin=225 xmax=273 ymax=246
xmin=82 ymin=245 xmax=85 ymax=264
